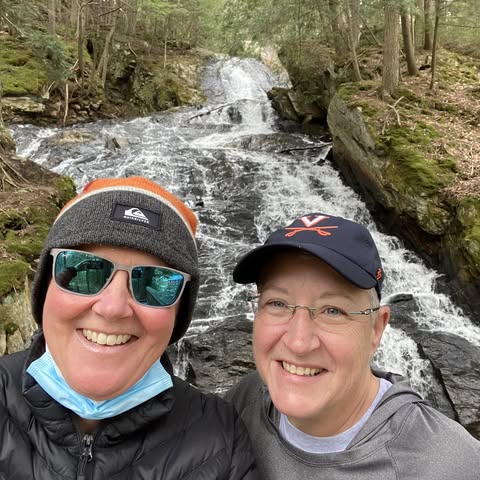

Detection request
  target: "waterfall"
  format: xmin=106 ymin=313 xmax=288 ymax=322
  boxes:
xmin=10 ymin=56 xmax=480 ymax=398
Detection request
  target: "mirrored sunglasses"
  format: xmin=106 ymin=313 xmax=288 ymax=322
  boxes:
xmin=50 ymin=248 xmax=191 ymax=308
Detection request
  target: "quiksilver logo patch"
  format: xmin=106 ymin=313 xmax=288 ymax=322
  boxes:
xmin=111 ymin=203 xmax=161 ymax=230
xmin=124 ymin=207 xmax=149 ymax=223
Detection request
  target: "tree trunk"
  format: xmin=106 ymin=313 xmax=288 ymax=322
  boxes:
xmin=163 ymin=17 xmax=168 ymax=69
xmin=328 ymin=0 xmax=348 ymax=62
xmin=424 ymin=0 xmax=433 ymax=50
xmin=414 ymin=0 xmax=423 ymax=47
xmin=96 ymin=12 xmax=118 ymax=87
xmin=126 ymin=0 xmax=138 ymax=36
xmin=346 ymin=1 xmax=362 ymax=81
xmin=48 ymin=0 xmax=56 ymax=35
xmin=401 ymin=13 xmax=418 ymax=75
xmin=382 ymin=2 xmax=400 ymax=97
xmin=429 ymin=0 xmax=441 ymax=90
xmin=348 ymin=0 xmax=360 ymax=50
xmin=71 ymin=0 xmax=79 ymax=35
xmin=77 ymin=2 xmax=85 ymax=85
xmin=296 ymin=0 xmax=303 ymax=61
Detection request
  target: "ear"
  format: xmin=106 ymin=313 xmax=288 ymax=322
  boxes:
xmin=370 ymin=306 xmax=390 ymax=356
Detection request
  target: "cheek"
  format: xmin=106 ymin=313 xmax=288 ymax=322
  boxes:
xmin=139 ymin=310 xmax=176 ymax=339
xmin=252 ymin=321 xmax=281 ymax=359
xmin=43 ymin=282 xmax=91 ymax=325
xmin=323 ymin=327 xmax=372 ymax=363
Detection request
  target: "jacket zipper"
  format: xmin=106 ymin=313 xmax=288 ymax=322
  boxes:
xmin=77 ymin=433 xmax=94 ymax=479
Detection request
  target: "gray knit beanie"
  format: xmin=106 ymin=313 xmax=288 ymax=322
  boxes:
xmin=31 ymin=176 xmax=199 ymax=344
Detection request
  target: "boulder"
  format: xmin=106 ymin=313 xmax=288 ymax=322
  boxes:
xmin=2 ymin=96 xmax=45 ymax=115
xmin=418 ymin=332 xmax=480 ymax=439
xmin=46 ymin=130 xmax=96 ymax=146
xmin=168 ymin=314 xmax=255 ymax=394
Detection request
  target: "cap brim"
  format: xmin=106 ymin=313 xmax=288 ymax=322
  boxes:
xmin=233 ymin=242 xmax=377 ymax=290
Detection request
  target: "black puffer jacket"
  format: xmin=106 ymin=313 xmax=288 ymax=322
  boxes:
xmin=0 ymin=334 xmax=257 ymax=479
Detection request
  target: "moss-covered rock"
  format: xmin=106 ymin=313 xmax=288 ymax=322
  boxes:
xmin=0 ymin=158 xmax=76 ymax=303
xmin=0 ymin=36 xmax=49 ymax=96
xmin=443 ymin=198 xmax=480 ymax=282
xmin=0 ymin=286 xmax=37 ymax=355
xmin=131 ymin=56 xmax=206 ymax=114
xmin=0 ymin=260 xmax=30 ymax=298
xmin=0 ymin=128 xmax=16 ymax=154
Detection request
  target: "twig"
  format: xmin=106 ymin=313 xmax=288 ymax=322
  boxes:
xmin=0 ymin=14 xmax=25 ymax=36
xmin=63 ymin=83 xmax=69 ymax=127
xmin=382 ymin=96 xmax=404 ymax=134
xmin=0 ymin=207 xmax=11 ymax=217
xmin=276 ymin=145 xmax=329 ymax=154
xmin=0 ymin=80 xmax=3 ymax=129
xmin=0 ymin=155 xmax=28 ymax=187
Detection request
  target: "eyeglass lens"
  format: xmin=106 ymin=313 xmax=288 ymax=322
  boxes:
xmin=52 ymin=250 xmax=186 ymax=307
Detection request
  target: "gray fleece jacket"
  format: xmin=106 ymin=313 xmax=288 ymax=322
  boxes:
xmin=225 ymin=369 xmax=480 ymax=480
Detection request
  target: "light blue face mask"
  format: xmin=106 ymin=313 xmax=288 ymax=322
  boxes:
xmin=27 ymin=347 xmax=173 ymax=420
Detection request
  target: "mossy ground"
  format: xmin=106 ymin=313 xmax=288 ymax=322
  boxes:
xmin=0 ymin=162 xmax=76 ymax=301
xmin=0 ymin=156 xmax=75 ymax=337
xmin=336 ymin=47 xmax=480 ymax=270
xmin=337 ymin=47 xmax=480 ymax=199
xmin=0 ymin=34 xmax=49 ymax=95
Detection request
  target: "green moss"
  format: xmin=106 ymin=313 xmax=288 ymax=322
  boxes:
xmin=0 ymin=37 xmax=48 ymax=95
xmin=378 ymin=123 xmax=456 ymax=194
xmin=452 ymin=198 xmax=480 ymax=264
xmin=0 ymin=260 xmax=30 ymax=298
xmin=50 ymin=176 xmax=76 ymax=208
xmin=0 ymin=210 xmax=28 ymax=238
xmin=396 ymin=87 xmax=422 ymax=103
xmin=338 ymin=81 xmax=377 ymax=101
xmin=132 ymin=59 xmax=204 ymax=113
xmin=0 ymin=173 xmax=75 ymax=300
xmin=354 ymin=103 xmax=377 ymax=119
xmin=5 ymin=224 xmax=48 ymax=260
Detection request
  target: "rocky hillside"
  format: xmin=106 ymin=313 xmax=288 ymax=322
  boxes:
xmin=0 ymin=128 xmax=76 ymax=354
xmin=1 ymin=32 xmax=210 ymax=126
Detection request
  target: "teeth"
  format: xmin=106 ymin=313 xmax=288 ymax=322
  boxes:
xmin=82 ymin=329 xmax=131 ymax=346
xmin=282 ymin=361 xmax=321 ymax=376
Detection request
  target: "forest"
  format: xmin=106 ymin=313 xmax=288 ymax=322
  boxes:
xmin=1 ymin=0 xmax=480 ymax=342
xmin=1 ymin=0 xmax=480 ymax=113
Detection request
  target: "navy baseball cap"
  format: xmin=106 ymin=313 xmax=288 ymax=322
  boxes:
xmin=233 ymin=213 xmax=384 ymax=298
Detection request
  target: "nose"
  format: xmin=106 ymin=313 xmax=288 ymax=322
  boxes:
xmin=282 ymin=307 xmax=321 ymax=354
xmin=91 ymin=271 xmax=134 ymax=319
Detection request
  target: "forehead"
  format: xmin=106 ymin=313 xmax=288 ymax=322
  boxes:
xmin=258 ymin=250 xmax=365 ymax=296
xmin=82 ymin=244 xmax=168 ymax=266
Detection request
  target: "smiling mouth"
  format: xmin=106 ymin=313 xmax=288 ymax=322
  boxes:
xmin=282 ymin=361 xmax=322 ymax=376
xmin=82 ymin=329 xmax=132 ymax=346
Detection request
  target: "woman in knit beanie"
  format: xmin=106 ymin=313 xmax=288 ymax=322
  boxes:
xmin=0 ymin=176 xmax=258 ymax=479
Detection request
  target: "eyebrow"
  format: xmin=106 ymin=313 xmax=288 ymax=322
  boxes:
xmin=259 ymin=284 xmax=359 ymax=304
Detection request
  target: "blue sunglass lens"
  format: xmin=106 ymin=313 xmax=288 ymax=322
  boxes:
xmin=131 ymin=267 xmax=185 ymax=307
xmin=54 ymin=251 xmax=113 ymax=295
xmin=53 ymin=251 xmax=185 ymax=307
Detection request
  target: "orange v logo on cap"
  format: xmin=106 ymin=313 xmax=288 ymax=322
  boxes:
xmin=298 ymin=214 xmax=329 ymax=227
xmin=285 ymin=215 xmax=338 ymax=237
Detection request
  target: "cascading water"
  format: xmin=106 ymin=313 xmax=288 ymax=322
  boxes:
xmin=10 ymin=56 xmax=480 ymax=398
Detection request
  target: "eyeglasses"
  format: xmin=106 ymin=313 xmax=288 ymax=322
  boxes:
xmin=50 ymin=249 xmax=191 ymax=308
xmin=247 ymin=293 xmax=380 ymax=326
